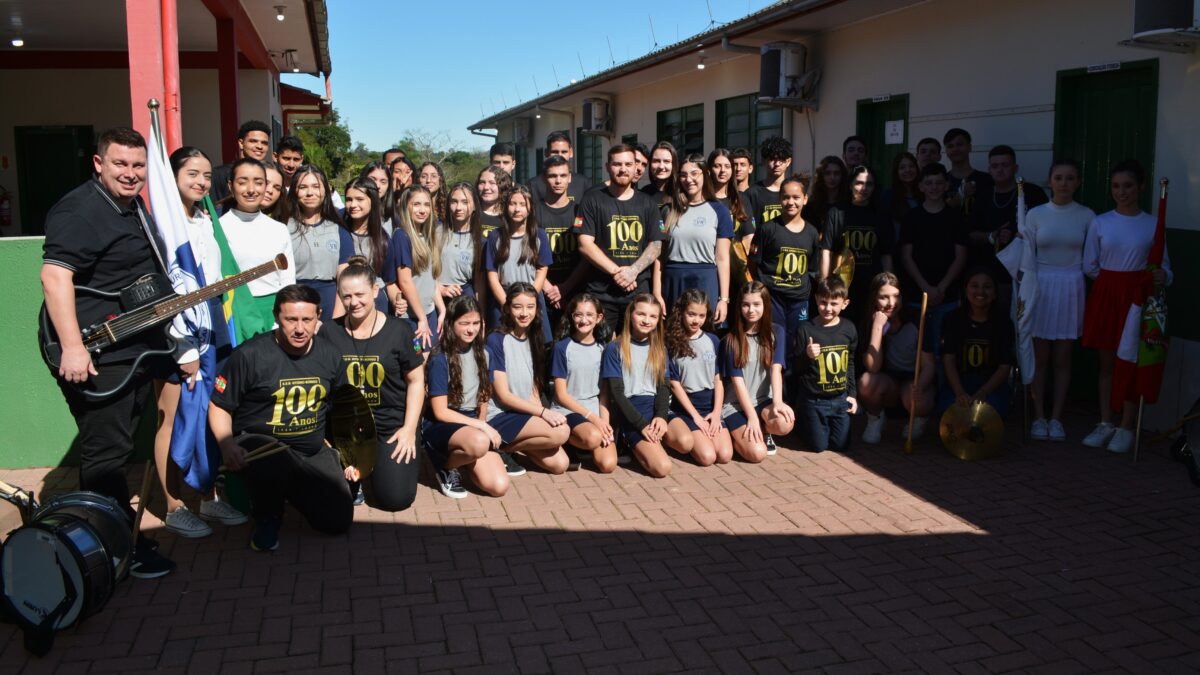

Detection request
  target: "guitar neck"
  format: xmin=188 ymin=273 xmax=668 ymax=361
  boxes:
xmin=152 ymin=257 xmax=281 ymax=318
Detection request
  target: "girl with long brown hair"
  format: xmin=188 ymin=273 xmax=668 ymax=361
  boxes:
xmin=721 ymin=282 xmax=794 ymax=460
xmin=665 ymin=289 xmax=733 ymax=466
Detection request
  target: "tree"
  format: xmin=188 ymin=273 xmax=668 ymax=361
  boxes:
xmin=295 ymin=108 xmax=356 ymax=188
xmin=393 ymin=130 xmax=487 ymax=186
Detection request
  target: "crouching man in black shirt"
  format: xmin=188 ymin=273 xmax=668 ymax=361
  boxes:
xmin=209 ymin=284 xmax=351 ymax=551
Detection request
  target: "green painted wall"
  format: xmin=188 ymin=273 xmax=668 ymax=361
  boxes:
xmin=0 ymin=238 xmax=152 ymax=468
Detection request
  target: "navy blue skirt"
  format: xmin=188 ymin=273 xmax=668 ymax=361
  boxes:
xmin=614 ymin=395 xmax=657 ymax=447
xmin=671 ymin=388 xmax=717 ymax=431
xmin=662 ymin=262 xmax=719 ymax=314
xmin=489 ymin=411 xmax=534 ymax=446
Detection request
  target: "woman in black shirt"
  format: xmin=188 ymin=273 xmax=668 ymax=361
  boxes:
xmin=321 ymin=258 xmax=426 ymax=511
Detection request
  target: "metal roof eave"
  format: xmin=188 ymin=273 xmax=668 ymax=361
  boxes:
xmin=466 ymin=0 xmax=841 ymax=130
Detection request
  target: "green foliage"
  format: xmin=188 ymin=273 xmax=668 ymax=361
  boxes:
xmin=294 ymin=108 xmax=356 ymax=188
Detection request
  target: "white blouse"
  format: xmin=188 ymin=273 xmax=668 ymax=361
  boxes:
xmin=1083 ymin=210 xmax=1173 ymax=284
xmin=218 ymin=209 xmax=297 ymax=296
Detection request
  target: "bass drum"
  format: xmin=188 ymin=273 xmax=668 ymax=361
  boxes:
xmin=0 ymin=492 xmax=131 ymax=642
xmin=2 ymin=516 xmax=111 ymax=633
xmin=36 ymin=492 xmax=133 ymax=581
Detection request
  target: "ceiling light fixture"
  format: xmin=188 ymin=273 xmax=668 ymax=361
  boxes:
xmin=11 ymin=38 xmax=24 ymax=47
xmin=275 ymin=5 xmax=286 ymax=21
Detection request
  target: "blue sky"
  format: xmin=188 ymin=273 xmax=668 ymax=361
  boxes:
xmin=282 ymin=0 xmax=777 ymax=152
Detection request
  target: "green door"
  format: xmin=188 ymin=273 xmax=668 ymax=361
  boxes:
xmin=855 ymin=94 xmax=909 ymax=180
xmin=1054 ymin=59 xmax=1158 ymax=213
xmin=15 ymin=125 xmax=94 ymax=235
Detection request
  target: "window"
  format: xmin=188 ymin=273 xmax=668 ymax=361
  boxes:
xmin=656 ymin=104 xmax=703 ymax=156
xmin=621 ymin=133 xmax=639 ymax=146
xmin=576 ymin=128 xmax=604 ymax=184
xmin=716 ymin=94 xmax=783 ymax=180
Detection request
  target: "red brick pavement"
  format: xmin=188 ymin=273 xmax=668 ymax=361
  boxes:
xmin=1 ymin=417 xmax=1198 ymax=673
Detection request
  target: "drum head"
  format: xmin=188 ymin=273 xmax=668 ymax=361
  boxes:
xmin=38 ymin=492 xmax=133 ymax=581
xmin=2 ymin=525 xmax=85 ymax=630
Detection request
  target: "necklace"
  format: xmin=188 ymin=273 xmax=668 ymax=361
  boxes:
xmin=992 ymin=188 xmax=1016 ymax=209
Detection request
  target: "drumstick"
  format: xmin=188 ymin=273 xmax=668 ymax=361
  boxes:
xmin=0 ymin=479 xmax=20 ymax=498
xmin=132 ymin=459 xmax=155 ymax=539
xmin=906 ymin=292 xmax=930 ymax=455
xmin=218 ymin=440 xmax=290 ymax=472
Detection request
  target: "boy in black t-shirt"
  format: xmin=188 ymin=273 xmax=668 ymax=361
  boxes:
xmin=209 ymin=285 xmax=353 ymax=551
xmin=942 ymin=128 xmax=992 ymax=214
xmin=899 ymin=162 xmax=968 ymax=350
xmin=745 ymin=136 xmax=793 ymax=227
xmin=969 ymin=145 xmax=1047 ymax=293
xmin=574 ymin=143 xmax=665 ymax=335
xmin=530 ymin=131 xmax=592 ymax=204
xmin=796 ymin=277 xmax=858 ymax=452
xmin=537 ymin=155 xmax=587 ymax=328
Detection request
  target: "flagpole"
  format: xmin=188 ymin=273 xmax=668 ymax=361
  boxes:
xmin=1133 ymin=177 xmax=1170 ymax=463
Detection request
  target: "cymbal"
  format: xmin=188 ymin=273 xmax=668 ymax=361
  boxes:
xmin=330 ymin=385 xmax=377 ymax=477
xmin=939 ymin=401 xmax=1005 ymax=461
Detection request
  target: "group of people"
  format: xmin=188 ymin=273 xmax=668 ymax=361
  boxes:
xmin=40 ymin=121 xmax=1170 ymax=565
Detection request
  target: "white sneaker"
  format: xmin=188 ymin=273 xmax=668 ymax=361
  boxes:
xmin=200 ymin=498 xmax=249 ymax=525
xmin=164 ymin=505 xmax=212 ymax=538
xmin=862 ymin=412 xmax=885 ymax=444
xmin=902 ymin=416 xmax=928 ymax=441
xmin=1047 ymin=419 xmax=1067 ymax=442
xmin=1030 ymin=418 xmax=1049 ymax=440
xmin=1107 ymin=428 xmax=1134 ymax=454
xmin=1082 ymin=422 xmax=1117 ymax=448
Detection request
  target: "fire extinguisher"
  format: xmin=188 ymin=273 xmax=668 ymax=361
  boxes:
xmin=0 ymin=186 xmax=10 ymax=228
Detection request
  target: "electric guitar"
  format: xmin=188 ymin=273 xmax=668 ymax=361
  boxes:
xmin=39 ymin=253 xmax=289 ymax=401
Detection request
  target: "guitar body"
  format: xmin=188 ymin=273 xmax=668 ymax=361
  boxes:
xmin=39 ymin=253 xmax=287 ymax=402
xmin=39 ymin=275 xmax=180 ymax=401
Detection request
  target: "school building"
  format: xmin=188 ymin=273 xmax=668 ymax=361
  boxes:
xmin=0 ymin=0 xmax=333 ymax=237
xmin=468 ymin=0 xmax=1200 ymax=432
xmin=0 ymin=0 xmax=331 ymax=467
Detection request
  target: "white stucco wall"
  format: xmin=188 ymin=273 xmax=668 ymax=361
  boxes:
xmin=0 ymin=67 xmax=281 ymax=236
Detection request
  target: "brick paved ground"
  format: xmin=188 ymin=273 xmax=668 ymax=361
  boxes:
xmin=1 ymin=413 xmax=1198 ymax=673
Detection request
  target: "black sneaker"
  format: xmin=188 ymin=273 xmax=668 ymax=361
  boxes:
xmin=765 ymin=434 xmax=777 ymax=456
xmin=250 ymin=517 xmax=281 ymax=552
xmin=502 ymin=452 xmax=526 ymax=476
xmin=437 ymin=468 xmax=468 ymax=499
xmin=129 ymin=541 xmax=175 ymax=579
xmin=565 ymin=446 xmax=582 ymax=471
xmin=352 ymin=483 xmax=365 ymax=506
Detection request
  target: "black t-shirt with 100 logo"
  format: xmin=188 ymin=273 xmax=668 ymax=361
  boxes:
xmin=211 ymin=331 xmax=345 ymax=456
xmin=536 ymin=200 xmax=579 ymax=285
xmin=796 ymin=319 xmax=858 ymax=398
xmin=574 ymin=188 xmax=666 ymax=301
xmin=748 ymin=216 xmax=825 ymax=303
xmin=319 ymin=316 xmax=425 ymax=432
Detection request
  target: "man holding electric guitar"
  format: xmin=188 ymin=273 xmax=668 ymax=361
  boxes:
xmin=40 ymin=127 xmax=178 ymax=578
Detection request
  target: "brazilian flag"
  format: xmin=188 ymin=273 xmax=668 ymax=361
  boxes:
xmin=203 ymin=196 xmax=275 ymax=344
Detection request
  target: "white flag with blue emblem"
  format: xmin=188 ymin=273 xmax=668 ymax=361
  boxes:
xmin=147 ymin=118 xmax=220 ymax=491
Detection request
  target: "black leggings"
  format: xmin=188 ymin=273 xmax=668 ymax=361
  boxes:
xmin=245 ymin=444 xmax=353 ymax=534
xmin=363 ymin=428 xmax=421 ymax=512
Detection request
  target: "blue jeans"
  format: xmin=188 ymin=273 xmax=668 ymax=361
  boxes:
xmin=799 ymin=392 xmax=851 ymax=452
xmin=771 ymin=295 xmax=809 ymax=397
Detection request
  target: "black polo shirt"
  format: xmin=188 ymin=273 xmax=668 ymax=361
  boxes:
xmin=43 ymin=180 xmax=167 ymax=363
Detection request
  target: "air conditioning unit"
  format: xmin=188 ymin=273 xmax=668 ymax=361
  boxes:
xmin=1124 ymin=0 xmax=1200 ymax=51
xmin=513 ymin=117 xmax=532 ymax=144
xmin=758 ymin=42 xmax=821 ymax=110
xmin=581 ymin=98 xmax=613 ymax=135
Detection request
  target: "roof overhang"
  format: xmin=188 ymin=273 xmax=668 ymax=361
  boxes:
xmin=468 ymin=0 xmax=926 ymax=130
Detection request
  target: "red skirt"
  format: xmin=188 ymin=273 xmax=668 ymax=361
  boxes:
xmin=1082 ymin=269 xmax=1146 ymax=351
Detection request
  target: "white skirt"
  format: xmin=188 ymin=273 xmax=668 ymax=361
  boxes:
xmin=1030 ymin=264 xmax=1085 ymax=340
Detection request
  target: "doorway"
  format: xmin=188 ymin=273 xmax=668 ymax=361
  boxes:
xmin=15 ymin=125 xmax=95 ymax=236
xmin=1054 ymin=59 xmax=1158 ymax=213
xmin=855 ymin=94 xmax=909 ymax=181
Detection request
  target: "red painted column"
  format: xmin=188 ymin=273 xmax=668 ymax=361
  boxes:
xmin=160 ymin=0 xmax=182 ymax=151
xmin=216 ymin=17 xmax=240 ymax=163
xmin=126 ymin=0 xmax=164 ymax=144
